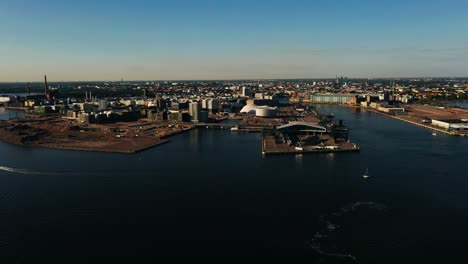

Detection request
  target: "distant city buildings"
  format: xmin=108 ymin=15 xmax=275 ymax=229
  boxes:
xmin=1 ymin=77 xmax=467 ymax=124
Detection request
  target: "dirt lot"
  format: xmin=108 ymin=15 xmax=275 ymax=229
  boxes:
xmin=0 ymin=117 xmax=174 ymax=153
xmin=405 ymin=105 xmax=468 ymax=120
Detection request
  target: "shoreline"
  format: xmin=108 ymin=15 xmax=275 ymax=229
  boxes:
xmin=262 ymin=147 xmax=360 ymax=156
xmin=50 ymin=139 xmax=170 ymax=154
xmin=0 ymin=136 xmax=170 ymax=154
xmin=311 ymin=103 xmax=467 ymax=137
xmin=366 ymin=109 xmax=460 ymax=136
xmin=0 ymin=117 xmax=183 ymax=154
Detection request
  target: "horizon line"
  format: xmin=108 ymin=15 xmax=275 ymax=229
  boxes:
xmin=1 ymin=76 xmax=468 ymax=83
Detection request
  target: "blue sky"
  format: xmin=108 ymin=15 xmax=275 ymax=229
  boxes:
xmin=1 ymin=0 xmax=467 ymax=81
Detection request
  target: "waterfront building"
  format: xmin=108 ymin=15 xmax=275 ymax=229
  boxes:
xmin=167 ymin=111 xmax=189 ymax=122
xmin=199 ymin=111 xmax=209 ymax=122
xmin=240 ymin=104 xmax=277 ymax=117
xmin=240 ymin=104 xmax=258 ymax=114
xmin=276 ymin=121 xmax=327 ymax=136
xmin=310 ymin=94 xmax=356 ymax=104
xmin=201 ymin=99 xmax=207 ymax=109
xmin=377 ymin=106 xmax=405 ymax=115
xmin=207 ymin=98 xmax=219 ymax=112
xmin=431 ymin=119 xmax=468 ymax=133
xmin=189 ymin=102 xmax=201 ymax=122
xmin=366 ymin=95 xmax=380 ymax=103
xmin=255 ymin=106 xmax=277 ymax=117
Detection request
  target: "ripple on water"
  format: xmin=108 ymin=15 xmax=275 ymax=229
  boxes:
xmin=307 ymin=201 xmax=388 ymax=263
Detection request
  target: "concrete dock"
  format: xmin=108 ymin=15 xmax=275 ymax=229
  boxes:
xmin=261 ymin=133 xmax=360 ymax=156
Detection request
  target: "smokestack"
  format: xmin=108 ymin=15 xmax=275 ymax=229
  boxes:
xmin=85 ymin=91 xmax=88 ymax=100
xmin=44 ymin=75 xmax=49 ymax=95
xmin=27 ymin=82 xmax=31 ymax=95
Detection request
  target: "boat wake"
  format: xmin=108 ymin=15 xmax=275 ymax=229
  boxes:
xmin=0 ymin=166 xmax=164 ymax=176
xmin=0 ymin=166 xmax=57 ymax=175
xmin=307 ymin=201 xmax=387 ymax=263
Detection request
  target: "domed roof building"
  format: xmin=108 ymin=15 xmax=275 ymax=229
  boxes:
xmin=240 ymin=104 xmax=259 ymax=114
xmin=240 ymin=104 xmax=277 ymax=117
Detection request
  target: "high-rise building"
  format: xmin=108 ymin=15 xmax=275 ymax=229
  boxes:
xmin=207 ymin=98 xmax=219 ymax=113
xmin=201 ymin=99 xmax=207 ymax=109
xmin=189 ymin=101 xmax=201 ymax=122
xmin=242 ymin=87 xmax=251 ymax=97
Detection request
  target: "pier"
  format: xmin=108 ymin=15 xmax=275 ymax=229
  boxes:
xmin=260 ymin=122 xmax=360 ymax=156
xmin=195 ymin=123 xmax=273 ymax=132
xmin=367 ymin=109 xmax=466 ymax=137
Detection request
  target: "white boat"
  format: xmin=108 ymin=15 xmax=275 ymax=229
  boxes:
xmin=363 ymin=168 xmax=370 ymax=179
xmin=432 ymin=131 xmax=437 ymax=136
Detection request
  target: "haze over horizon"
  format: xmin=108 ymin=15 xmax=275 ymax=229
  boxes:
xmin=1 ymin=0 xmax=467 ymax=82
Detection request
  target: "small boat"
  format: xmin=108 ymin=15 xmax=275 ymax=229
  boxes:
xmin=432 ymin=131 xmax=437 ymax=136
xmin=363 ymin=168 xmax=370 ymax=179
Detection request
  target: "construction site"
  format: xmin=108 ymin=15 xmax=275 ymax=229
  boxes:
xmin=0 ymin=104 xmax=361 ymax=155
xmin=0 ymin=116 xmax=194 ymax=153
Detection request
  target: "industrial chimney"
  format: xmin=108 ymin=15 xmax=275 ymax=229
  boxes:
xmin=44 ymin=75 xmax=49 ymax=95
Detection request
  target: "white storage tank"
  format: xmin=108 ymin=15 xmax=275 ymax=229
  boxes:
xmin=255 ymin=106 xmax=277 ymax=117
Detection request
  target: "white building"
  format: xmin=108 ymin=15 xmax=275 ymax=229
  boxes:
xmin=0 ymin=96 xmax=14 ymax=103
xmin=432 ymin=119 xmax=468 ymax=133
xmin=240 ymin=104 xmax=277 ymax=117
xmin=189 ymin=102 xmax=201 ymax=122
xmin=207 ymin=98 xmax=219 ymax=111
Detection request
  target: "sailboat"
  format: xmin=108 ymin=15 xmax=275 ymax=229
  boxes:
xmin=363 ymin=168 xmax=370 ymax=179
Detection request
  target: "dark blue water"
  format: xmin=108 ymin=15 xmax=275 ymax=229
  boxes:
xmin=0 ymin=109 xmax=24 ymax=121
xmin=447 ymin=101 xmax=468 ymax=109
xmin=1 ymin=105 xmax=468 ymax=262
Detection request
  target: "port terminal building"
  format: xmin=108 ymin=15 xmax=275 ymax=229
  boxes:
xmin=276 ymin=122 xmax=327 ymax=135
xmin=431 ymin=119 xmax=468 ymax=134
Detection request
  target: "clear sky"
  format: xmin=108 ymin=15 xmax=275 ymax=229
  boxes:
xmin=1 ymin=0 xmax=467 ymax=81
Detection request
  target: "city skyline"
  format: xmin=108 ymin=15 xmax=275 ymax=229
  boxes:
xmin=1 ymin=0 xmax=467 ymax=81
